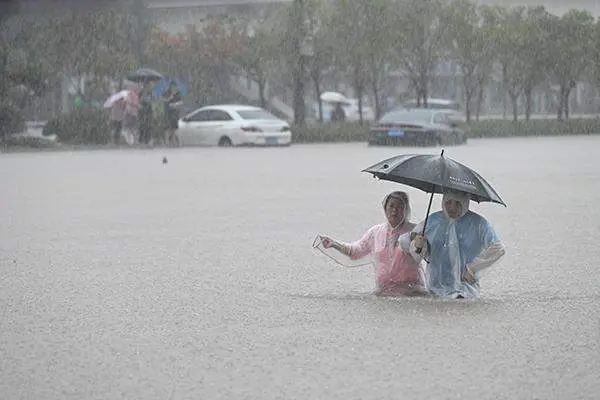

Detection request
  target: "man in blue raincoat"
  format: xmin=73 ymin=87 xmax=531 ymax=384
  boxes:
xmin=399 ymin=190 xmax=505 ymax=299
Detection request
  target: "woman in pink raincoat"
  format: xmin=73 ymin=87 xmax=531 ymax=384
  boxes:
xmin=318 ymin=191 xmax=425 ymax=296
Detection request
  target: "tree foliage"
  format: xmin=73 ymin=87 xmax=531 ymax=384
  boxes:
xmin=7 ymin=0 xmax=600 ymax=124
xmin=546 ymin=10 xmax=595 ymax=120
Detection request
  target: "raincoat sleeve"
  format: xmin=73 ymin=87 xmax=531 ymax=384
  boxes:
xmin=347 ymin=227 xmax=376 ymax=260
xmin=398 ymin=222 xmax=429 ymax=261
xmin=467 ymin=219 xmax=505 ymax=274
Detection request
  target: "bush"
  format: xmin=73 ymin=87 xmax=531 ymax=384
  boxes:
xmin=291 ymin=118 xmax=600 ymax=143
xmin=43 ymin=108 xmax=111 ymax=145
xmin=468 ymin=118 xmax=600 ymax=138
xmin=2 ymin=135 xmax=58 ymax=149
xmin=292 ymin=122 xmax=369 ymax=143
xmin=0 ymin=102 xmax=25 ymax=139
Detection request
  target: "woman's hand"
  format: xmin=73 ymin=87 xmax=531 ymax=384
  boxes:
xmin=319 ymin=235 xmax=334 ymax=248
xmin=319 ymin=235 xmax=350 ymax=256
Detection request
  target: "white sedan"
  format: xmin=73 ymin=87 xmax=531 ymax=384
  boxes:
xmin=177 ymin=105 xmax=292 ymax=147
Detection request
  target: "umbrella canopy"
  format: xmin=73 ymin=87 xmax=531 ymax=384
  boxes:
xmin=362 ymin=149 xmax=505 ymax=206
xmin=125 ymin=68 xmax=164 ymax=83
xmin=320 ymin=91 xmax=351 ymax=105
xmin=362 ymin=149 xmax=505 ymax=241
xmin=103 ymin=90 xmax=130 ymax=109
xmin=152 ymin=76 xmax=188 ymax=98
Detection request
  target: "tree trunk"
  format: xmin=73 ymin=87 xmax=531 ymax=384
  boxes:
xmin=420 ymin=71 xmax=428 ymax=108
xmin=312 ymin=71 xmax=323 ymax=122
xmin=291 ymin=0 xmax=306 ymax=126
xmin=369 ymin=55 xmax=383 ymax=120
xmin=372 ymin=78 xmax=381 ymax=120
xmin=509 ymin=88 xmax=519 ymax=122
xmin=557 ymin=84 xmax=565 ymax=121
xmin=524 ymin=86 xmax=533 ymax=121
xmin=501 ymin=64 xmax=508 ymax=119
xmin=370 ymin=59 xmax=383 ymax=120
xmin=564 ymin=89 xmax=571 ymax=120
xmin=463 ymin=79 xmax=474 ymax=123
xmin=292 ymin=54 xmax=306 ymax=126
xmin=355 ymin=78 xmax=364 ymax=125
xmin=464 ymin=89 xmax=472 ymax=123
xmin=258 ymin=76 xmax=267 ymax=109
xmin=476 ymin=85 xmax=483 ymax=121
xmin=412 ymin=78 xmax=421 ymax=107
xmin=462 ymin=65 xmax=476 ymax=122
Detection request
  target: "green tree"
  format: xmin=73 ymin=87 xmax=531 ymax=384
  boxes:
xmin=303 ymin=0 xmax=331 ymax=122
xmin=473 ymin=4 xmax=499 ymax=120
xmin=235 ymin=10 xmax=287 ymax=109
xmin=589 ymin=19 xmax=600 ymax=104
xmin=237 ymin=29 xmax=273 ymax=108
xmin=281 ymin=0 xmax=312 ymax=125
xmin=517 ymin=6 xmax=553 ymax=120
xmin=396 ymin=0 xmax=450 ymax=107
xmin=1 ymin=1 xmax=50 ymax=138
xmin=308 ymin=19 xmax=332 ymax=122
xmin=16 ymin=3 xmax=139 ymax=105
xmin=40 ymin=8 xmax=136 ymax=77
xmin=491 ymin=6 xmax=528 ymax=121
xmin=546 ymin=10 xmax=595 ymax=120
xmin=362 ymin=0 xmax=397 ymax=119
xmin=444 ymin=0 xmax=487 ymax=121
xmin=330 ymin=0 xmax=395 ymax=123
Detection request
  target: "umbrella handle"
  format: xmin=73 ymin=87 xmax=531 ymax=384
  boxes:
xmin=410 ymin=232 xmax=423 ymax=255
xmin=415 ymin=189 xmax=436 ymax=255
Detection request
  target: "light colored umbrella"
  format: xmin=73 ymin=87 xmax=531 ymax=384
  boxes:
xmin=320 ymin=91 xmax=351 ymax=105
xmin=103 ymin=90 xmax=130 ymax=108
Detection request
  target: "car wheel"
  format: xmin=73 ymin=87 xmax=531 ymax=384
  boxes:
xmin=218 ymin=136 xmax=233 ymax=147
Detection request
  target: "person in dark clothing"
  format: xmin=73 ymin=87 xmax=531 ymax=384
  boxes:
xmin=330 ymin=102 xmax=346 ymax=122
xmin=138 ymin=89 xmax=153 ymax=145
xmin=162 ymin=82 xmax=183 ymax=147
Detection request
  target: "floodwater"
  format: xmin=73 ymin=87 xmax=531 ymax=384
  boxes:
xmin=1 ymin=136 xmax=599 ymax=400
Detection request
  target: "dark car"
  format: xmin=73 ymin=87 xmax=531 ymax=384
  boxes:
xmin=368 ymin=108 xmax=468 ymax=147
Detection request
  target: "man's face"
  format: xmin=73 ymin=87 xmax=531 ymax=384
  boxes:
xmin=444 ymin=198 xmax=463 ymax=220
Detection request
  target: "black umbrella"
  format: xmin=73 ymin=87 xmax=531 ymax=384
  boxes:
xmin=125 ymin=68 xmax=164 ymax=83
xmin=362 ymin=149 xmax=505 ymax=250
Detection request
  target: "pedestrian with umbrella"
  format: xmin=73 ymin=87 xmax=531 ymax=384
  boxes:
xmin=160 ymin=80 xmax=184 ymax=147
xmin=362 ymin=150 xmax=506 ymax=299
xmin=122 ymin=85 xmax=142 ymax=146
xmin=124 ymin=68 xmax=165 ymax=145
xmin=104 ymin=90 xmax=129 ymax=145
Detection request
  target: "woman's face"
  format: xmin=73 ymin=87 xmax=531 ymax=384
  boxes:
xmin=444 ymin=198 xmax=463 ymax=220
xmin=385 ymin=197 xmax=405 ymax=227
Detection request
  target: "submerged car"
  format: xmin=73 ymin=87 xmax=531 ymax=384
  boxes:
xmin=368 ymin=108 xmax=468 ymax=147
xmin=177 ymin=105 xmax=292 ymax=147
